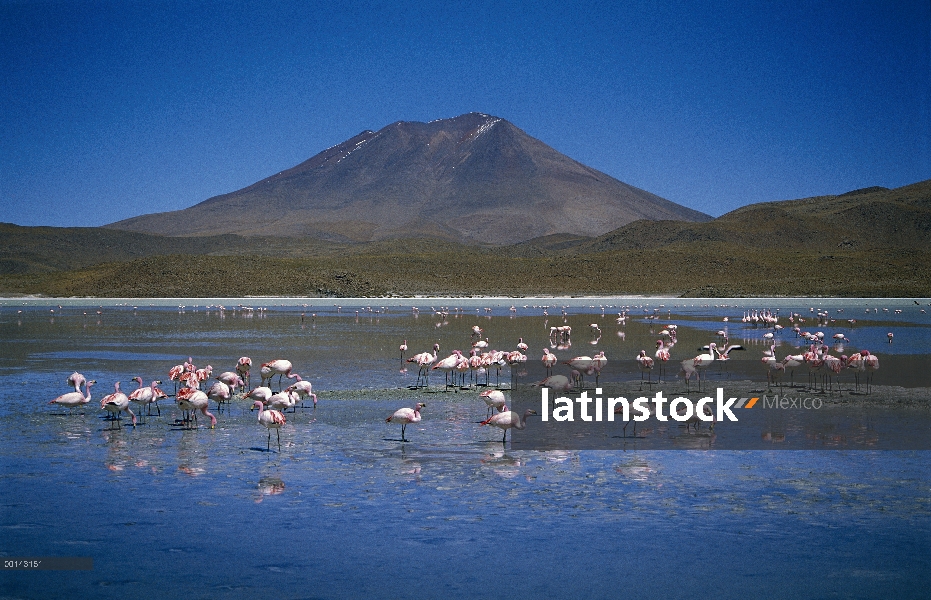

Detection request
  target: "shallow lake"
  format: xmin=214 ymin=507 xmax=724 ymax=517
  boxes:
xmin=1 ymin=297 xmax=930 ymax=598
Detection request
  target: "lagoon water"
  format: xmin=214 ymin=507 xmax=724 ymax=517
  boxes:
xmin=1 ymin=298 xmax=930 ymax=598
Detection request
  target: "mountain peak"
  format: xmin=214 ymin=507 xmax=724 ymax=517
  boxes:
xmin=107 ymin=112 xmax=711 ymax=243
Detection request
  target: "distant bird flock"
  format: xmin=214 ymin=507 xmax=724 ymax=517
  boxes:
xmin=45 ymin=301 xmax=912 ymax=450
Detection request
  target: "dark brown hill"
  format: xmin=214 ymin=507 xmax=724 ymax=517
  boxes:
xmin=575 ymin=179 xmax=931 ymax=254
xmin=106 ymin=113 xmax=711 ymax=244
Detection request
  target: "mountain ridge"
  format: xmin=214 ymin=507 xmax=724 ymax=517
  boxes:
xmin=106 ymin=113 xmax=711 ymax=243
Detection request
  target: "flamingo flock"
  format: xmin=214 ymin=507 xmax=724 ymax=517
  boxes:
xmin=43 ymin=302 xmax=904 ymax=455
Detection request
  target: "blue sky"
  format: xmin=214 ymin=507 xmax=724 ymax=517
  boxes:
xmin=2 ymin=0 xmax=929 ymax=227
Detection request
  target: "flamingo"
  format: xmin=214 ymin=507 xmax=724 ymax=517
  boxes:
xmin=285 ymin=375 xmax=317 ymax=409
xmin=655 ymin=340 xmax=671 ymax=381
xmin=260 ymin=359 xmax=298 ymax=391
xmin=532 ymin=375 xmax=574 ymax=393
xmin=541 ymin=349 xmax=558 ymax=375
xmin=194 ymin=365 xmax=213 ymax=389
xmin=386 ymin=403 xmax=426 ymax=442
xmin=176 ymin=387 xmax=216 ymax=429
xmin=479 ymin=389 xmax=507 ymax=418
xmin=266 ymin=390 xmax=298 ymax=413
xmin=399 ymin=340 xmax=408 ymax=360
xmin=887 ymin=332 xmax=894 ymax=343
xmin=822 ymin=353 xmax=845 ymax=393
xmin=590 ymin=351 xmax=607 ymax=385
xmin=128 ymin=377 xmax=162 ymax=423
xmin=66 ymin=371 xmax=86 ymax=393
xmin=206 ymin=380 xmax=232 ymax=411
xmin=636 ymin=350 xmax=655 ymax=390
xmin=432 ymin=350 xmax=463 ymax=390
xmin=563 ymin=355 xmax=593 ymax=388
xmin=480 ymin=409 xmax=537 ymax=443
xmin=516 ymin=337 xmax=529 ymax=352
xmin=100 ymin=381 xmax=136 ymax=429
xmin=407 ymin=344 xmax=439 ymax=388
xmin=236 ymin=357 xmax=253 ymax=388
xmin=216 ymin=371 xmax=244 ymax=394
xmin=252 ymin=400 xmax=286 ymax=451
xmin=680 ymin=343 xmax=716 ymax=392
xmin=50 ymin=379 xmax=96 ymax=414
xmin=710 ymin=343 xmax=745 ymax=376
xmin=781 ymin=352 xmax=805 ymax=388
xmin=861 ymin=350 xmax=879 ymax=394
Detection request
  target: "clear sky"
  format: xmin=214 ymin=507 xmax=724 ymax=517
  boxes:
xmin=2 ymin=0 xmax=929 ymax=227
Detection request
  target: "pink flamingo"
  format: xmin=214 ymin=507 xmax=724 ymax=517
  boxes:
xmin=66 ymin=371 xmax=86 ymax=393
xmin=822 ymin=353 xmax=845 ymax=393
xmin=128 ymin=377 xmax=162 ymax=422
xmin=563 ymin=355 xmax=593 ymax=388
xmin=386 ymin=403 xmax=426 ymax=442
xmin=252 ymin=400 xmax=286 ymax=451
xmin=260 ymin=359 xmax=298 ymax=391
xmin=532 ymin=374 xmax=575 ymax=393
xmin=541 ymin=349 xmax=558 ymax=375
xmin=655 ymin=340 xmax=671 ymax=381
xmin=206 ymin=380 xmax=232 ymax=410
xmin=245 ymin=386 xmax=273 ymax=405
xmin=176 ymin=387 xmax=216 ymax=429
xmin=236 ymin=357 xmax=253 ymax=388
xmin=195 ymin=365 xmax=213 ymax=389
xmin=432 ymin=350 xmax=463 ymax=390
xmin=100 ymin=381 xmax=135 ymax=429
xmin=50 ymin=379 xmax=96 ymax=414
xmin=637 ymin=350 xmax=655 ymax=390
xmin=216 ymin=371 xmax=245 ymax=394
xmin=399 ymin=340 xmax=408 ymax=360
xmin=286 ymin=375 xmax=317 ymax=409
xmin=680 ymin=343 xmax=716 ymax=392
xmin=407 ymin=344 xmax=439 ymax=388
xmin=480 ymin=408 xmax=537 ymax=443
xmin=517 ymin=337 xmax=529 ymax=352
xmin=479 ymin=389 xmax=507 ymax=418
xmin=266 ymin=390 xmax=298 ymax=413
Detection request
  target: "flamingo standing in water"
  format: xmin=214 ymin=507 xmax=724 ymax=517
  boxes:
xmin=386 ymin=403 xmax=426 ymax=442
xmin=654 ymin=340 xmax=671 ymax=381
xmin=399 ymin=340 xmax=408 ymax=360
xmin=286 ymin=375 xmax=317 ymax=409
xmin=432 ymin=350 xmax=463 ymax=390
xmin=480 ymin=409 xmax=537 ymax=443
xmin=216 ymin=372 xmax=245 ymax=396
xmin=260 ymin=359 xmax=298 ymax=391
xmin=266 ymin=390 xmax=298 ymax=413
xmin=636 ymin=350 xmax=655 ymax=390
xmin=236 ymin=357 xmax=253 ymax=388
xmin=100 ymin=381 xmax=136 ymax=429
xmin=517 ymin=337 xmax=529 ymax=352
xmin=206 ymin=380 xmax=232 ymax=411
xmin=563 ymin=355 xmax=594 ymax=388
xmin=252 ymin=400 xmax=286 ymax=451
xmin=176 ymin=387 xmax=216 ymax=429
xmin=245 ymin=386 xmax=273 ymax=406
xmin=50 ymin=379 xmax=96 ymax=414
xmin=66 ymin=372 xmax=86 ymax=393
xmin=407 ymin=344 xmax=439 ymax=388
xmin=532 ymin=375 xmax=574 ymax=393
xmin=479 ymin=389 xmax=507 ymax=418
xmin=128 ymin=377 xmax=163 ymax=422
xmin=680 ymin=343 xmax=716 ymax=392
xmin=860 ymin=350 xmax=879 ymax=394
xmin=541 ymin=349 xmax=558 ymax=375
